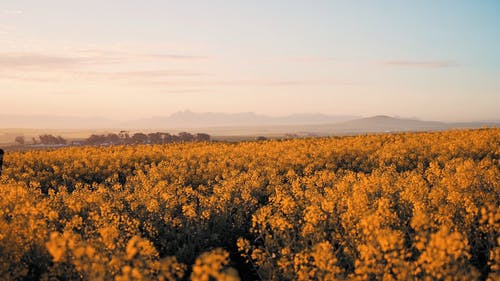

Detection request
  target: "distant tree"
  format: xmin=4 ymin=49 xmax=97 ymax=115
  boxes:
xmin=172 ymin=134 xmax=181 ymax=142
xmin=178 ymin=132 xmax=194 ymax=142
xmin=39 ymin=135 xmax=50 ymax=144
xmin=161 ymin=133 xmax=172 ymax=143
xmin=161 ymin=133 xmax=174 ymax=143
xmin=38 ymin=135 xmax=50 ymax=145
xmin=148 ymin=132 xmax=164 ymax=144
xmin=106 ymin=133 xmax=120 ymax=144
xmin=56 ymin=136 xmax=67 ymax=145
xmin=131 ymin=133 xmax=148 ymax=144
xmin=39 ymin=134 xmax=66 ymax=145
xmin=87 ymin=134 xmax=106 ymax=145
xmin=119 ymin=131 xmax=130 ymax=141
xmin=14 ymin=136 xmax=25 ymax=145
xmin=256 ymin=136 xmax=267 ymax=141
xmin=32 ymin=137 xmax=38 ymax=145
xmin=195 ymin=133 xmax=211 ymax=142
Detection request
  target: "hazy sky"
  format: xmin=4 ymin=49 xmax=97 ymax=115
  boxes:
xmin=1 ymin=1 xmax=499 ymax=121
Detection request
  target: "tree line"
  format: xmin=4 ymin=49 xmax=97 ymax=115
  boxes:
xmin=85 ymin=131 xmax=211 ymax=145
xmin=14 ymin=131 xmax=211 ymax=146
xmin=16 ymin=135 xmax=68 ymax=145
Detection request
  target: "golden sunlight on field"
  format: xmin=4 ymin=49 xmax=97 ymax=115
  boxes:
xmin=0 ymin=129 xmax=498 ymax=280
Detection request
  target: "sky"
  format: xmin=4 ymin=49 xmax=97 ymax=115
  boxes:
xmin=0 ymin=0 xmax=499 ymax=122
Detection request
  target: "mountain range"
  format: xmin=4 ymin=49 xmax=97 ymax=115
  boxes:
xmin=0 ymin=111 xmax=358 ymax=129
xmin=0 ymin=111 xmax=497 ymax=137
xmin=129 ymin=111 xmax=359 ymax=128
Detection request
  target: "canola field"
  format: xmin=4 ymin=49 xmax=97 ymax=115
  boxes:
xmin=0 ymin=129 xmax=499 ymax=281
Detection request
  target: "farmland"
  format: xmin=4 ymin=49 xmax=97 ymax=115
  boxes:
xmin=0 ymin=129 xmax=498 ymax=280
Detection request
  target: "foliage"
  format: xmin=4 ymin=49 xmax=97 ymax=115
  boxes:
xmin=15 ymin=136 xmax=25 ymax=145
xmin=0 ymin=129 xmax=498 ymax=280
xmin=38 ymin=134 xmax=67 ymax=145
xmin=85 ymin=131 xmax=211 ymax=146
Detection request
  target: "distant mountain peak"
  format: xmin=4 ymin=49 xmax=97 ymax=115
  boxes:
xmin=371 ymin=115 xmax=393 ymax=119
xmin=133 ymin=111 xmax=359 ymax=128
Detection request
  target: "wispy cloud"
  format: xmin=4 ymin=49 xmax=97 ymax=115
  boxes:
xmin=0 ymin=48 xmax=350 ymax=91
xmin=0 ymin=73 xmax=57 ymax=82
xmin=0 ymin=49 xmax=209 ymax=71
xmin=152 ymin=78 xmax=356 ymax=88
xmin=73 ymin=49 xmax=209 ymax=62
xmin=47 ymin=91 xmax=84 ymax=96
xmin=0 ymin=69 xmax=208 ymax=83
xmin=64 ymin=70 xmax=208 ymax=83
xmin=380 ymin=59 xmax=459 ymax=68
xmin=256 ymin=79 xmax=349 ymax=86
xmin=106 ymin=70 xmax=207 ymax=78
xmin=155 ymin=88 xmax=208 ymax=94
xmin=1 ymin=9 xmax=23 ymax=15
xmin=285 ymin=56 xmax=337 ymax=63
xmin=263 ymin=56 xmax=337 ymax=63
xmin=0 ymin=53 xmax=82 ymax=70
xmin=140 ymin=54 xmax=209 ymax=60
xmin=0 ymin=52 xmax=126 ymax=71
xmin=0 ymin=24 xmax=13 ymax=34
